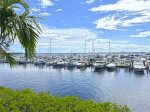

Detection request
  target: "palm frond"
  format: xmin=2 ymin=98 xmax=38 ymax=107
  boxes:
xmin=0 ymin=48 xmax=16 ymax=67
xmin=0 ymin=0 xmax=42 ymax=66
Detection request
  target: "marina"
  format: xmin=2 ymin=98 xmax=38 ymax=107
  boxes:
xmin=2 ymin=52 xmax=150 ymax=74
xmin=0 ymin=0 xmax=150 ymax=111
xmin=1 ymin=52 xmax=150 ymax=111
xmin=1 ymin=55 xmax=150 ymax=112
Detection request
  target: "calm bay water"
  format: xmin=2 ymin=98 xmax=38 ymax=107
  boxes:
xmin=1 ymin=63 xmax=150 ymax=112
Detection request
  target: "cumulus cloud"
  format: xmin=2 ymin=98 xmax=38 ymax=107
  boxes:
xmin=112 ymin=40 xmax=130 ymax=44
xmin=38 ymin=0 xmax=53 ymax=8
xmin=12 ymin=25 xmax=150 ymax=53
xmin=90 ymin=0 xmax=150 ymax=12
xmin=130 ymin=31 xmax=150 ymax=38
xmin=86 ymin=0 xmax=95 ymax=4
xmin=89 ymin=0 xmax=150 ymax=30
xmin=40 ymin=25 xmax=98 ymax=41
xmin=39 ymin=13 xmax=51 ymax=16
xmin=55 ymin=9 xmax=63 ymax=12
xmin=36 ymin=25 xmax=112 ymax=52
xmin=35 ymin=25 xmax=150 ymax=52
xmin=34 ymin=25 xmax=148 ymax=52
xmin=95 ymin=16 xmax=121 ymax=30
xmin=31 ymin=7 xmax=41 ymax=12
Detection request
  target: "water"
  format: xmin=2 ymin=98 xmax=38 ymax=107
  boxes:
xmin=0 ymin=63 xmax=150 ymax=112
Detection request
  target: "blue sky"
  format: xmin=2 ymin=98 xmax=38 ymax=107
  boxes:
xmin=11 ymin=0 xmax=150 ymax=53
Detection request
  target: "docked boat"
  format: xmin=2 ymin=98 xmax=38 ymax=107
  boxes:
xmin=123 ymin=58 xmax=132 ymax=68
xmin=75 ymin=60 xmax=87 ymax=68
xmin=52 ymin=60 xmax=58 ymax=66
xmin=63 ymin=60 xmax=69 ymax=67
xmin=133 ymin=61 xmax=145 ymax=73
xmin=15 ymin=57 xmax=26 ymax=64
xmin=46 ymin=60 xmax=54 ymax=66
xmin=146 ymin=60 xmax=150 ymax=69
xmin=68 ymin=60 xmax=77 ymax=67
xmin=94 ymin=61 xmax=106 ymax=70
xmin=34 ymin=59 xmax=46 ymax=65
xmin=18 ymin=59 xmax=27 ymax=64
xmin=56 ymin=60 xmax=65 ymax=67
xmin=106 ymin=62 xmax=117 ymax=71
xmin=114 ymin=57 xmax=123 ymax=67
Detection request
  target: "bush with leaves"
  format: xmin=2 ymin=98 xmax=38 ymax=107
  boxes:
xmin=0 ymin=86 xmax=130 ymax=112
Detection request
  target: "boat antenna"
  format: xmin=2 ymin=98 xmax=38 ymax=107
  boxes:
xmin=92 ymin=40 xmax=95 ymax=59
xmin=92 ymin=40 xmax=95 ymax=54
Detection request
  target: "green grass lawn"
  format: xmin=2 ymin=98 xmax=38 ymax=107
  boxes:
xmin=0 ymin=86 xmax=129 ymax=112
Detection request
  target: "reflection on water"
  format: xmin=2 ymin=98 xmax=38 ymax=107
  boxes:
xmin=0 ymin=63 xmax=150 ymax=112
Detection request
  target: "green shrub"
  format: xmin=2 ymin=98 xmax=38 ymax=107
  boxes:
xmin=0 ymin=86 xmax=129 ymax=112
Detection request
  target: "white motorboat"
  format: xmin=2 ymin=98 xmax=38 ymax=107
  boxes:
xmin=56 ymin=60 xmax=65 ymax=67
xmin=94 ymin=61 xmax=106 ymax=70
xmin=34 ymin=59 xmax=46 ymax=65
xmin=114 ymin=57 xmax=123 ymax=67
xmin=63 ymin=60 xmax=69 ymax=66
xmin=145 ymin=60 xmax=150 ymax=69
xmin=106 ymin=62 xmax=117 ymax=70
xmin=68 ymin=60 xmax=77 ymax=67
xmin=17 ymin=58 xmax=27 ymax=64
xmin=133 ymin=61 xmax=145 ymax=73
xmin=123 ymin=58 xmax=132 ymax=68
xmin=75 ymin=60 xmax=87 ymax=68
xmin=46 ymin=60 xmax=54 ymax=66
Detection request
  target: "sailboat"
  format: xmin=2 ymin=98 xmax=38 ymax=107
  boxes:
xmin=46 ymin=39 xmax=52 ymax=66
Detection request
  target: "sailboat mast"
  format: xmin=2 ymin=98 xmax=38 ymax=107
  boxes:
xmin=109 ymin=40 xmax=110 ymax=54
xmin=84 ymin=40 xmax=86 ymax=55
xmin=92 ymin=40 xmax=95 ymax=54
xmin=91 ymin=40 xmax=95 ymax=59
xmin=49 ymin=39 xmax=51 ymax=58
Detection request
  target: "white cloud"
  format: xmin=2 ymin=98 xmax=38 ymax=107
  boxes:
xmin=90 ymin=0 xmax=150 ymax=12
xmin=31 ymin=7 xmax=41 ymax=12
xmin=40 ymin=25 xmax=98 ymax=41
xmin=86 ymin=0 xmax=95 ymax=4
xmin=95 ymin=16 xmax=121 ymax=30
xmin=55 ymin=9 xmax=63 ymax=12
xmin=39 ymin=13 xmax=51 ymax=16
xmin=95 ymin=14 xmax=150 ymax=30
xmin=112 ymin=40 xmax=130 ymax=44
xmin=113 ymin=44 xmax=150 ymax=52
xmin=36 ymin=25 xmax=111 ymax=52
xmin=89 ymin=0 xmax=150 ymax=30
xmin=94 ymin=38 xmax=110 ymax=43
xmin=86 ymin=0 xmax=102 ymax=4
xmin=11 ymin=25 xmax=150 ymax=52
xmin=38 ymin=0 xmax=53 ymax=8
xmin=38 ymin=25 xmax=150 ymax=53
xmin=130 ymin=31 xmax=150 ymax=38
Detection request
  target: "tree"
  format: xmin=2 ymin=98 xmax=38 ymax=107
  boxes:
xmin=0 ymin=0 xmax=41 ymax=66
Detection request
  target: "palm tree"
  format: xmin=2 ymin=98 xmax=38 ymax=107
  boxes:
xmin=0 ymin=0 xmax=41 ymax=66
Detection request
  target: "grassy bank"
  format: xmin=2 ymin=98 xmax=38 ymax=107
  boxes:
xmin=0 ymin=86 xmax=129 ymax=112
